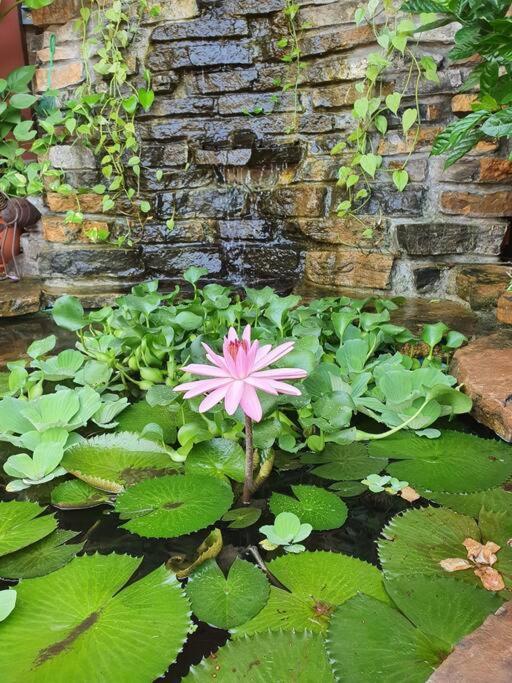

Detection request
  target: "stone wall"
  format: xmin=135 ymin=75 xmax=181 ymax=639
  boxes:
xmin=22 ymin=0 xmax=512 ymax=308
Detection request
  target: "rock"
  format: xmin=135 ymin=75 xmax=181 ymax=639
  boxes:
xmin=143 ymin=246 xmax=224 ymax=279
xmin=148 ymin=41 xmax=253 ymax=71
xmin=0 ymin=280 xmax=42 ymax=318
xmin=441 ymin=191 xmax=512 ymax=217
xmin=48 ymin=145 xmax=96 ymax=170
xmin=31 ymin=0 xmax=81 ymax=25
xmin=152 ymin=14 xmax=248 ymax=41
xmin=305 ymin=250 xmax=394 ymax=289
xmin=297 ymin=216 xmax=382 ymax=245
xmin=451 ymin=94 xmax=478 ymax=112
xmin=37 ymin=245 xmax=145 ymax=279
xmin=219 ymin=220 xmax=273 ymax=241
xmin=35 ymin=63 xmax=84 ymax=92
xmin=46 ymin=193 xmax=105 ymax=214
xmin=456 ymin=265 xmax=511 ymax=310
xmin=42 ymin=217 xmax=111 ymax=243
xmin=497 ymin=292 xmax=512 ymax=325
xmin=451 ymin=330 xmax=512 ymax=442
xmin=428 ymin=602 xmax=512 ymax=683
xmin=265 ymin=186 xmax=327 ymax=218
xmin=395 ymin=221 xmax=507 ymax=256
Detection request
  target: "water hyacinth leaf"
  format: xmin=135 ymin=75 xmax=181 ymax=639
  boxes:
xmin=185 ymin=630 xmax=335 ymax=682
xmin=269 ymin=485 xmax=348 ymax=531
xmin=0 ymin=554 xmax=191 ymax=683
xmin=305 ymin=443 xmax=388 ymax=481
xmin=222 ymin=507 xmax=261 ymax=529
xmin=0 ymin=590 xmax=16 ymax=623
xmin=185 ymin=438 xmax=245 ymax=482
xmin=233 ymin=551 xmax=387 ymax=637
xmin=31 ymin=350 xmax=85 ymax=381
xmin=424 ymin=488 xmax=512 ymax=518
xmin=186 ymin=559 xmax=270 ymax=629
xmin=51 ymin=479 xmax=111 ymax=510
xmin=115 ymin=474 xmax=233 ymax=538
xmin=326 ymin=594 xmax=441 ymax=683
xmin=115 ymin=401 xmax=178 ymax=443
xmin=0 ymin=529 xmax=84 ymax=579
xmin=27 ymin=335 xmax=57 ymax=360
xmin=51 ymin=295 xmax=86 ymax=331
xmin=370 ymin=431 xmax=512 ymax=493
xmin=0 ymin=502 xmax=56 ymax=557
xmin=62 ymin=432 xmax=179 ymax=493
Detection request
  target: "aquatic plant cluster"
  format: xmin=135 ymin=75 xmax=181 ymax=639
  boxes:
xmin=0 ymin=271 xmax=511 ymax=681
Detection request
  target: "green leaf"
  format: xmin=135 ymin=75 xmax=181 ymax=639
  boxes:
xmin=185 ymin=438 xmax=245 ymax=482
xmin=425 ymin=488 xmax=512 ymax=518
xmin=232 ymin=551 xmax=387 ymax=636
xmin=385 ymin=92 xmax=402 ymax=115
xmin=27 ymin=335 xmax=56 ymax=360
xmin=0 ymin=554 xmax=191 ymax=682
xmin=32 ymin=349 xmax=85 ymax=381
xmin=269 ymin=485 xmax=348 ymax=531
xmin=481 ymin=107 xmax=512 ymax=138
xmin=183 ymin=266 xmax=208 ymax=285
xmin=115 ymin=474 xmax=234 ymax=538
xmin=222 ymin=507 xmax=262 ymax=529
xmin=369 ymin=431 xmax=512 ymax=493
xmin=185 ymin=631 xmax=335 ymax=682
xmin=115 ymin=402 xmax=177 ymax=444
xmin=359 ymin=153 xmax=381 ymax=177
xmin=402 ymin=108 xmax=418 ymax=134
xmin=422 ymin=321 xmax=448 ymax=348
xmin=305 ymin=443 xmax=388 ymax=481
xmin=175 ymin=311 xmax=203 ymax=330
xmin=138 ymin=88 xmax=155 ymax=111
xmin=392 ymin=169 xmax=409 ymax=192
xmin=0 ymin=502 xmax=56 ymax=558
xmin=62 ymin=432 xmax=179 ymax=493
xmin=51 ymin=479 xmax=111 ymax=510
xmin=10 ymin=93 xmax=37 ymax=109
xmin=0 ymin=529 xmax=83 ymax=579
xmin=51 ymin=296 xmax=86 ymax=331
xmin=6 ymin=66 xmax=36 ymax=94
xmin=0 ymin=590 xmax=16 ymax=622
xmin=186 ymin=558 xmax=270 ymax=629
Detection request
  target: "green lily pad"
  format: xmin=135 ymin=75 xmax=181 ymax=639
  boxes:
xmin=115 ymin=474 xmax=234 ymax=538
xmin=269 ymin=485 xmax=348 ymax=531
xmin=232 ymin=551 xmax=387 ymax=637
xmin=185 ymin=630 xmax=335 ymax=682
xmin=51 ymin=479 xmax=111 ymax=510
xmin=0 ymin=502 xmax=56 ymax=558
xmin=222 ymin=507 xmax=262 ymax=529
xmin=186 ymin=558 xmax=270 ymax=629
xmin=0 ymin=529 xmax=84 ymax=579
xmin=304 ymin=443 xmax=388 ymax=481
xmin=0 ymin=553 xmax=191 ymax=683
xmin=370 ymin=431 xmax=512 ymax=493
xmin=115 ymin=401 xmax=177 ymax=443
xmin=425 ymin=488 xmax=512 ymax=518
xmin=184 ymin=438 xmax=245 ymax=482
xmin=62 ymin=432 xmax=179 ymax=493
xmin=328 ymin=481 xmax=367 ymax=497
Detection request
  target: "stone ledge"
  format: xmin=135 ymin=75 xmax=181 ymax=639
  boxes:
xmin=0 ymin=280 xmax=42 ymax=318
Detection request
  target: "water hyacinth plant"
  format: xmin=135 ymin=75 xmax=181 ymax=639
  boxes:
xmin=175 ymin=325 xmax=307 ymax=502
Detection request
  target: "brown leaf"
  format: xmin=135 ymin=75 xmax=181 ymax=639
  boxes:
xmin=474 ymin=566 xmax=505 ymax=592
xmin=400 ymin=486 xmax=421 ymax=503
xmin=167 ymin=528 xmax=223 ymax=578
xmin=463 ymin=538 xmax=500 ymax=566
xmin=440 ymin=557 xmax=473 ymax=572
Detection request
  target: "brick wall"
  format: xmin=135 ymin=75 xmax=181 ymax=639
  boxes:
xmin=23 ymin=0 xmax=512 ymax=308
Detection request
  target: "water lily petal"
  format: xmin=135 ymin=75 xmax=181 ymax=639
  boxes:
xmin=225 ymin=380 xmax=244 ymax=415
xmin=251 ymin=368 xmax=308 ymax=380
xmin=239 ymin=383 xmax=263 ymax=422
xmin=199 ymin=385 xmax=231 ymax=413
xmin=252 ymin=341 xmax=295 ymax=371
xmin=181 ymin=364 xmax=230 ymax=378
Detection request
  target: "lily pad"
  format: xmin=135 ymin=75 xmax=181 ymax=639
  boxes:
xmin=62 ymin=432 xmax=179 ymax=493
xmin=0 ymin=529 xmax=84 ymax=579
xmin=424 ymin=488 xmax=512 ymax=518
xmin=222 ymin=507 xmax=262 ymax=529
xmin=0 ymin=590 xmax=16 ymax=622
xmin=0 ymin=502 xmax=56 ymax=557
xmin=115 ymin=401 xmax=177 ymax=443
xmin=269 ymin=485 xmax=348 ymax=531
xmin=185 ymin=630 xmax=335 ymax=682
xmin=115 ymin=474 xmax=234 ymax=538
xmin=369 ymin=431 xmax=512 ymax=493
xmin=232 ymin=551 xmax=387 ymax=637
xmin=0 ymin=553 xmax=191 ymax=682
xmin=185 ymin=438 xmax=245 ymax=482
xmin=304 ymin=443 xmax=388 ymax=481
xmin=51 ymin=479 xmax=111 ymax=510
xmin=186 ymin=558 xmax=270 ymax=629
xmin=329 ymin=481 xmax=367 ymax=497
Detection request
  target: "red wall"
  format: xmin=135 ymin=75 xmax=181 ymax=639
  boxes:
xmin=0 ymin=1 xmax=26 ymax=78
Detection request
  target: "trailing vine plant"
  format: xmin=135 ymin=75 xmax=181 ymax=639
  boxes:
xmin=332 ymin=0 xmax=440 ymax=235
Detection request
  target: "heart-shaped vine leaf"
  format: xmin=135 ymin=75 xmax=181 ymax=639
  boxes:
xmin=184 ymin=439 xmax=245 ymax=482
xmin=115 ymin=402 xmax=178 ymax=443
xmin=62 ymin=433 xmax=179 ymax=493
xmin=0 ymin=502 xmax=56 ymax=557
xmin=185 ymin=630 xmax=335 ymax=681
xmin=0 ymin=529 xmax=83 ymax=579
xmin=269 ymin=485 xmax=348 ymax=531
xmin=304 ymin=443 xmax=388 ymax=481
xmin=232 ymin=551 xmax=387 ymax=637
xmin=51 ymin=479 xmax=111 ymax=510
xmin=115 ymin=474 xmax=233 ymax=538
xmin=186 ymin=558 xmax=270 ymax=629
xmin=369 ymin=431 xmax=512 ymax=493
xmin=0 ymin=553 xmax=191 ymax=682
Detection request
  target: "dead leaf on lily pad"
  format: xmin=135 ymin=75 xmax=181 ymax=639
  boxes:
xmin=440 ymin=558 xmax=473 ymax=572
xmin=167 ymin=528 xmax=223 ymax=579
xmin=474 ymin=566 xmax=505 ymax=592
xmin=400 ymin=486 xmax=420 ymax=503
xmin=463 ymin=538 xmax=500 ymax=566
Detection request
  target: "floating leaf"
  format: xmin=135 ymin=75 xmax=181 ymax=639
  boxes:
xmin=369 ymin=431 xmax=512 ymax=493
xmin=232 ymin=551 xmax=387 ymax=636
xmin=425 ymin=488 xmax=512 ymax=518
xmin=185 ymin=438 xmax=245 ymax=482
xmin=0 ymin=502 xmax=56 ymax=557
xmin=51 ymin=479 xmax=111 ymax=509
xmin=62 ymin=433 xmax=179 ymax=493
xmin=115 ymin=402 xmax=177 ymax=443
xmin=186 ymin=558 xmax=270 ymax=629
xmin=185 ymin=630 xmax=335 ymax=682
xmin=115 ymin=474 xmax=233 ymax=538
xmin=305 ymin=443 xmax=388 ymax=481
xmin=269 ymin=485 xmax=348 ymax=531
xmin=0 ymin=529 xmax=83 ymax=579
xmin=0 ymin=590 xmax=16 ymax=623
xmin=329 ymin=481 xmax=367 ymax=497
xmin=0 ymin=554 xmax=191 ymax=682
xmin=222 ymin=507 xmax=262 ymax=529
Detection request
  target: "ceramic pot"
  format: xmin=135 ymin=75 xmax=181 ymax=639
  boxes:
xmin=0 ymin=218 xmax=23 ymax=276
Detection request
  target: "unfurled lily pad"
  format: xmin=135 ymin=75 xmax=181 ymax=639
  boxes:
xmin=0 ymin=529 xmax=84 ymax=579
xmin=185 ymin=438 xmax=245 ymax=482
xmin=269 ymin=485 xmax=348 ymax=531
xmin=51 ymin=479 xmax=112 ymax=510
xmin=303 ymin=443 xmax=388 ymax=481
xmin=115 ymin=401 xmax=178 ymax=443
xmin=0 ymin=502 xmax=56 ymax=558
xmin=115 ymin=474 xmax=233 ymax=538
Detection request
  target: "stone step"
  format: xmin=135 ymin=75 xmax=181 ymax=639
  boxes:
xmin=0 ymin=279 xmax=42 ymax=318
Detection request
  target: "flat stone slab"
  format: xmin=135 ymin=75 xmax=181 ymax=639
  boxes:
xmin=0 ymin=280 xmax=42 ymax=318
xmin=428 ymin=602 xmax=512 ymax=683
xmin=451 ymin=330 xmax=512 ymax=442
xmin=0 ymin=314 xmax=74 ymax=368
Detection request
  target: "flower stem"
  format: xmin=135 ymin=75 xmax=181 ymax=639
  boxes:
xmin=243 ymin=415 xmax=254 ymax=504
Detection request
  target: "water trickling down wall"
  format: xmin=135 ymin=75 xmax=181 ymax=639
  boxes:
xmin=23 ymin=0 xmax=512 ymax=310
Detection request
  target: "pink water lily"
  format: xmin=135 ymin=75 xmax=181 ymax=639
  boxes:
xmin=174 ymin=325 xmax=307 ymax=422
